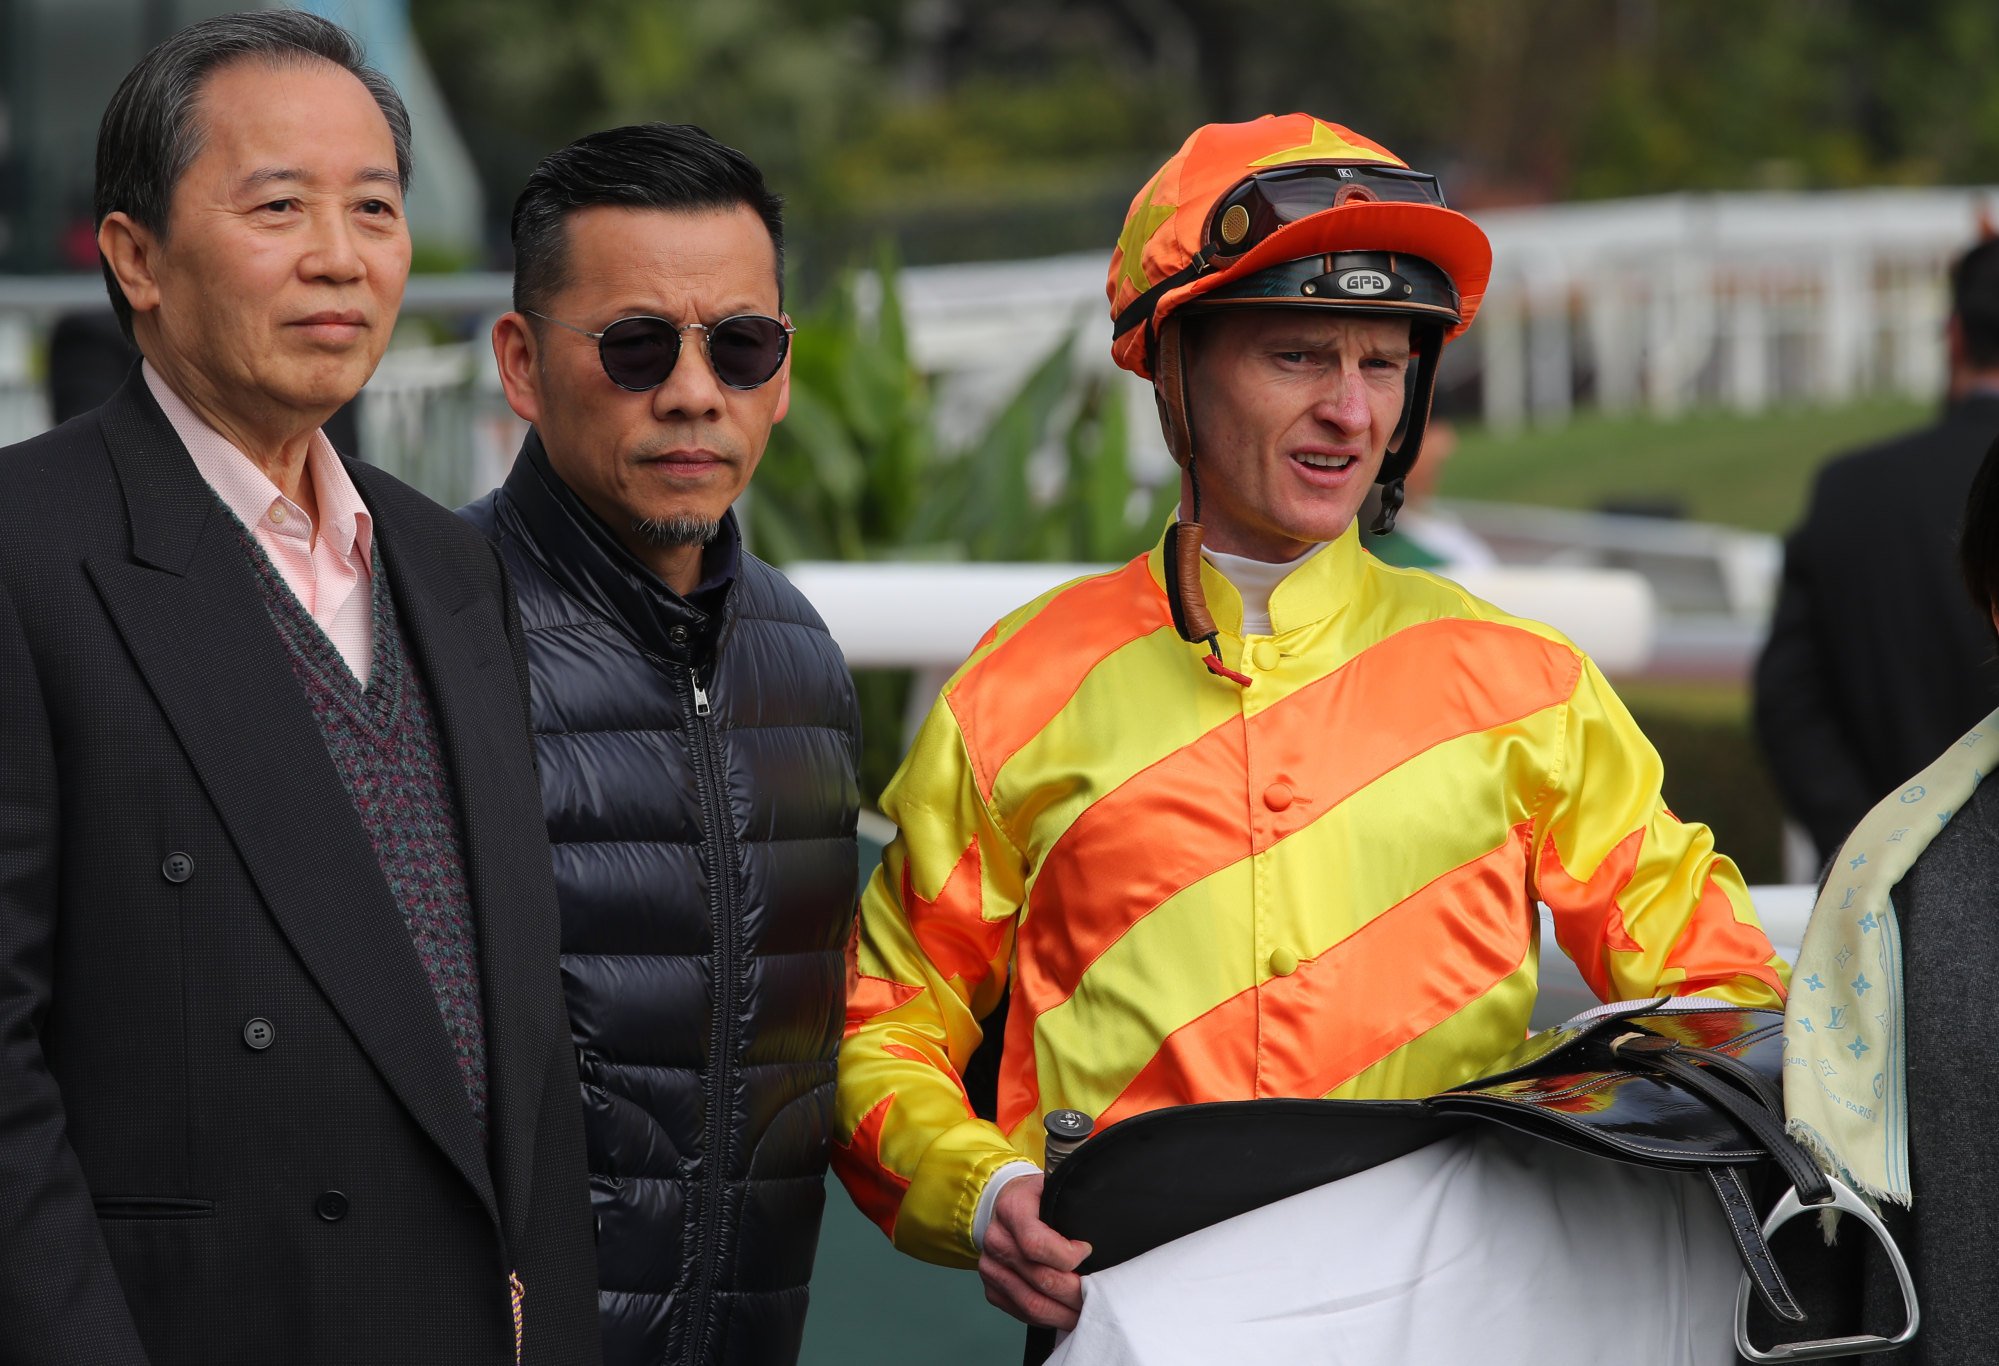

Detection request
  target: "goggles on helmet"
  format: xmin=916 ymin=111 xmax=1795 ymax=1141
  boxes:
xmin=1112 ymin=161 xmax=1467 ymax=353
xmin=1206 ymin=163 xmax=1449 ymax=262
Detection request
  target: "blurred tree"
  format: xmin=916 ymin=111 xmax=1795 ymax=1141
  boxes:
xmin=747 ymin=248 xmax=1172 ymax=565
xmin=413 ymin=0 xmax=1999 ymax=282
xmin=413 ymin=0 xmax=1180 ymax=282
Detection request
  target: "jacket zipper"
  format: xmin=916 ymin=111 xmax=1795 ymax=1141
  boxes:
xmin=680 ymin=662 xmax=737 ymax=1364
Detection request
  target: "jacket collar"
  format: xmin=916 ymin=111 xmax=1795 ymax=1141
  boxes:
xmin=500 ymin=428 xmax=739 ymax=658
xmin=95 ymin=365 xmax=224 ymax=576
xmin=89 ymin=366 xmax=523 ymax=1233
xmin=1147 ymin=518 xmax=1366 ymax=637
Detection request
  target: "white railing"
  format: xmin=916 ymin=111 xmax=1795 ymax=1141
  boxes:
xmin=888 ymin=185 xmax=1999 ymax=444
xmin=0 ymin=276 xmax=523 ymax=505
xmin=355 ymin=340 xmax=523 ymax=507
xmin=6 ymin=183 xmax=1994 ymax=457
xmin=787 ymin=556 xmax=1658 ymax=744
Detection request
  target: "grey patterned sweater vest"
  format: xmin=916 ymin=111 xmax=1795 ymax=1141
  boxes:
xmin=237 ymin=524 xmax=490 ymax=1135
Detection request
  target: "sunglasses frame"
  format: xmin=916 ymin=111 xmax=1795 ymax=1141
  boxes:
xmin=527 ymin=309 xmax=795 ymax=392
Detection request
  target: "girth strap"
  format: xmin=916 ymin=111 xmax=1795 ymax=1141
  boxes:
xmin=1609 ymin=1032 xmax=1829 ymax=1322
xmin=1703 ymin=1166 xmax=1804 ymax=1323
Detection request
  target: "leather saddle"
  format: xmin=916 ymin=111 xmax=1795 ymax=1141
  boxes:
xmin=1027 ymin=999 xmax=1917 ymax=1364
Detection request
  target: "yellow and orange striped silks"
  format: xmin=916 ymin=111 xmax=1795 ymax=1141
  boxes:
xmin=833 ymin=524 xmax=1788 ymax=1268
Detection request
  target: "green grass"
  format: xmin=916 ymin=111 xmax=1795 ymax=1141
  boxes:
xmin=1615 ymin=678 xmax=1752 ymax=723
xmin=1444 ymin=396 xmax=1933 ymax=533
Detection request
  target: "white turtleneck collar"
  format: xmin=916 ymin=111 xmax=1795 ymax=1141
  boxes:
xmin=1202 ymin=540 xmax=1329 ymax=636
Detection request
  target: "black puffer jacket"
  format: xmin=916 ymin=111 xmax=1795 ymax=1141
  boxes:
xmin=462 ymin=436 xmax=860 ymax=1366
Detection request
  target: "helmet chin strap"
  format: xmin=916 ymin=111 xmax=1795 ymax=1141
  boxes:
xmin=1370 ymin=321 xmax=1445 ymax=537
xmin=1154 ymin=317 xmax=1252 ymax=686
xmin=1370 ymin=478 xmax=1407 ymax=536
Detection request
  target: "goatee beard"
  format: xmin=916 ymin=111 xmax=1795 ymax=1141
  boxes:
xmin=631 ymin=514 xmax=720 ymax=549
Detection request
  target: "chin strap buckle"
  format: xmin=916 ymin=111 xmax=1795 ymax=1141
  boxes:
xmin=1201 ymin=642 xmax=1253 ymax=688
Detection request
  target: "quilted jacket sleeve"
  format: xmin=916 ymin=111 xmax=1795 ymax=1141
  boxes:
xmin=832 ymin=691 xmax=1028 ymax=1268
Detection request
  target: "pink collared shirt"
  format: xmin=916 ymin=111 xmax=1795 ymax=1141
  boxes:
xmin=144 ymin=362 xmax=375 ymax=683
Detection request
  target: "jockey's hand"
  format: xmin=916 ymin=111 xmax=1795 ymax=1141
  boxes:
xmin=979 ymin=1173 xmax=1093 ymax=1329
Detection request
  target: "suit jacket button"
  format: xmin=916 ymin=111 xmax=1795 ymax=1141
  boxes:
xmin=243 ymin=1018 xmax=275 ymax=1050
xmin=162 ymin=852 xmax=194 ymax=883
xmin=315 ymin=1190 xmax=349 ymax=1223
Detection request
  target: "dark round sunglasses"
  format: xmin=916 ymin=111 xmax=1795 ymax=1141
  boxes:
xmin=528 ymin=310 xmax=794 ymax=391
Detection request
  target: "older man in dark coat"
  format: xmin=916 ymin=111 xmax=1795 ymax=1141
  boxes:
xmin=0 ymin=14 xmax=598 ymax=1363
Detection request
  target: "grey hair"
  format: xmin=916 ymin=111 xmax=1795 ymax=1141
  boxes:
xmin=93 ymin=9 xmax=413 ymax=340
xmin=632 ymin=514 xmax=722 ymax=550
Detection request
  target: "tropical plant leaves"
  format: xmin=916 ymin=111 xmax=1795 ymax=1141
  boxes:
xmin=754 ymin=255 xmax=1169 ymax=568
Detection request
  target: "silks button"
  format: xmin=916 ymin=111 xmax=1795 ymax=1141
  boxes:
xmin=1269 ymin=948 xmax=1300 ymax=977
xmin=1252 ymin=642 xmax=1281 ymax=671
xmin=1263 ymin=783 xmax=1294 ymax=811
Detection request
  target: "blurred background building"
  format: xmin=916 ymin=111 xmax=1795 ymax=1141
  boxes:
xmin=0 ymin=0 xmax=481 ymax=272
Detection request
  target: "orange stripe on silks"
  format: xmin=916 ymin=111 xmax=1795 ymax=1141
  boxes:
xmin=994 ymin=714 xmax=1249 ymax=1132
xmin=1096 ymin=825 xmax=1538 ymax=1129
xmin=830 ymin=1094 xmax=909 ymax=1239
xmin=995 ymin=960 xmax=1048 ymax=1136
xmin=999 ymin=620 xmax=1577 ymax=1129
xmin=947 ymin=557 xmax=1172 ymax=800
xmin=905 ymin=839 xmax=1004 ymax=984
xmin=844 ymin=974 xmax=923 ymax=1039
xmin=1536 ymin=827 xmax=1648 ymax=1002
xmin=1662 ymin=878 xmax=1786 ymax=1002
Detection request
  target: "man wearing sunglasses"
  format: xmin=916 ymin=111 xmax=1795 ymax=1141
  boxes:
xmin=462 ymin=124 xmax=860 ymax=1366
xmin=835 ymin=115 xmax=1790 ymax=1344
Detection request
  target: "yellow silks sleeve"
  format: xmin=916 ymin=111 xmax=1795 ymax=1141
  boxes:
xmin=832 ymin=693 xmax=1027 ymax=1268
xmin=1532 ymin=655 xmax=1790 ymax=1008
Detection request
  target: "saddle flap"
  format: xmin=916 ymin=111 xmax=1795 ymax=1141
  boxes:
xmin=1429 ymin=1004 xmax=1787 ymax=1172
xmin=1039 ymin=1096 xmax=1457 ymax=1273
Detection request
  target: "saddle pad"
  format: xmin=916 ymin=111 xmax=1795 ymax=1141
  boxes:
xmin=1049 ymin=1127 xmax=1739 ymax=1366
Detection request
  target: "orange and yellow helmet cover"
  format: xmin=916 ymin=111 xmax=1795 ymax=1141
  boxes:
xmin=1107 ymin=113 xmax=1494 ymax=379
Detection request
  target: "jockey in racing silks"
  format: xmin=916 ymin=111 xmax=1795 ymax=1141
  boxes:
xmin=832 ymin=114 xmax=1790 ymax=1329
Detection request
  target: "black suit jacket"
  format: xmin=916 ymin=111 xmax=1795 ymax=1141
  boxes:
xmin=0 ymin=372 xmax=599 ymax=1365
xmin=1754 ymin=395 xmax=1999 ymax=861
